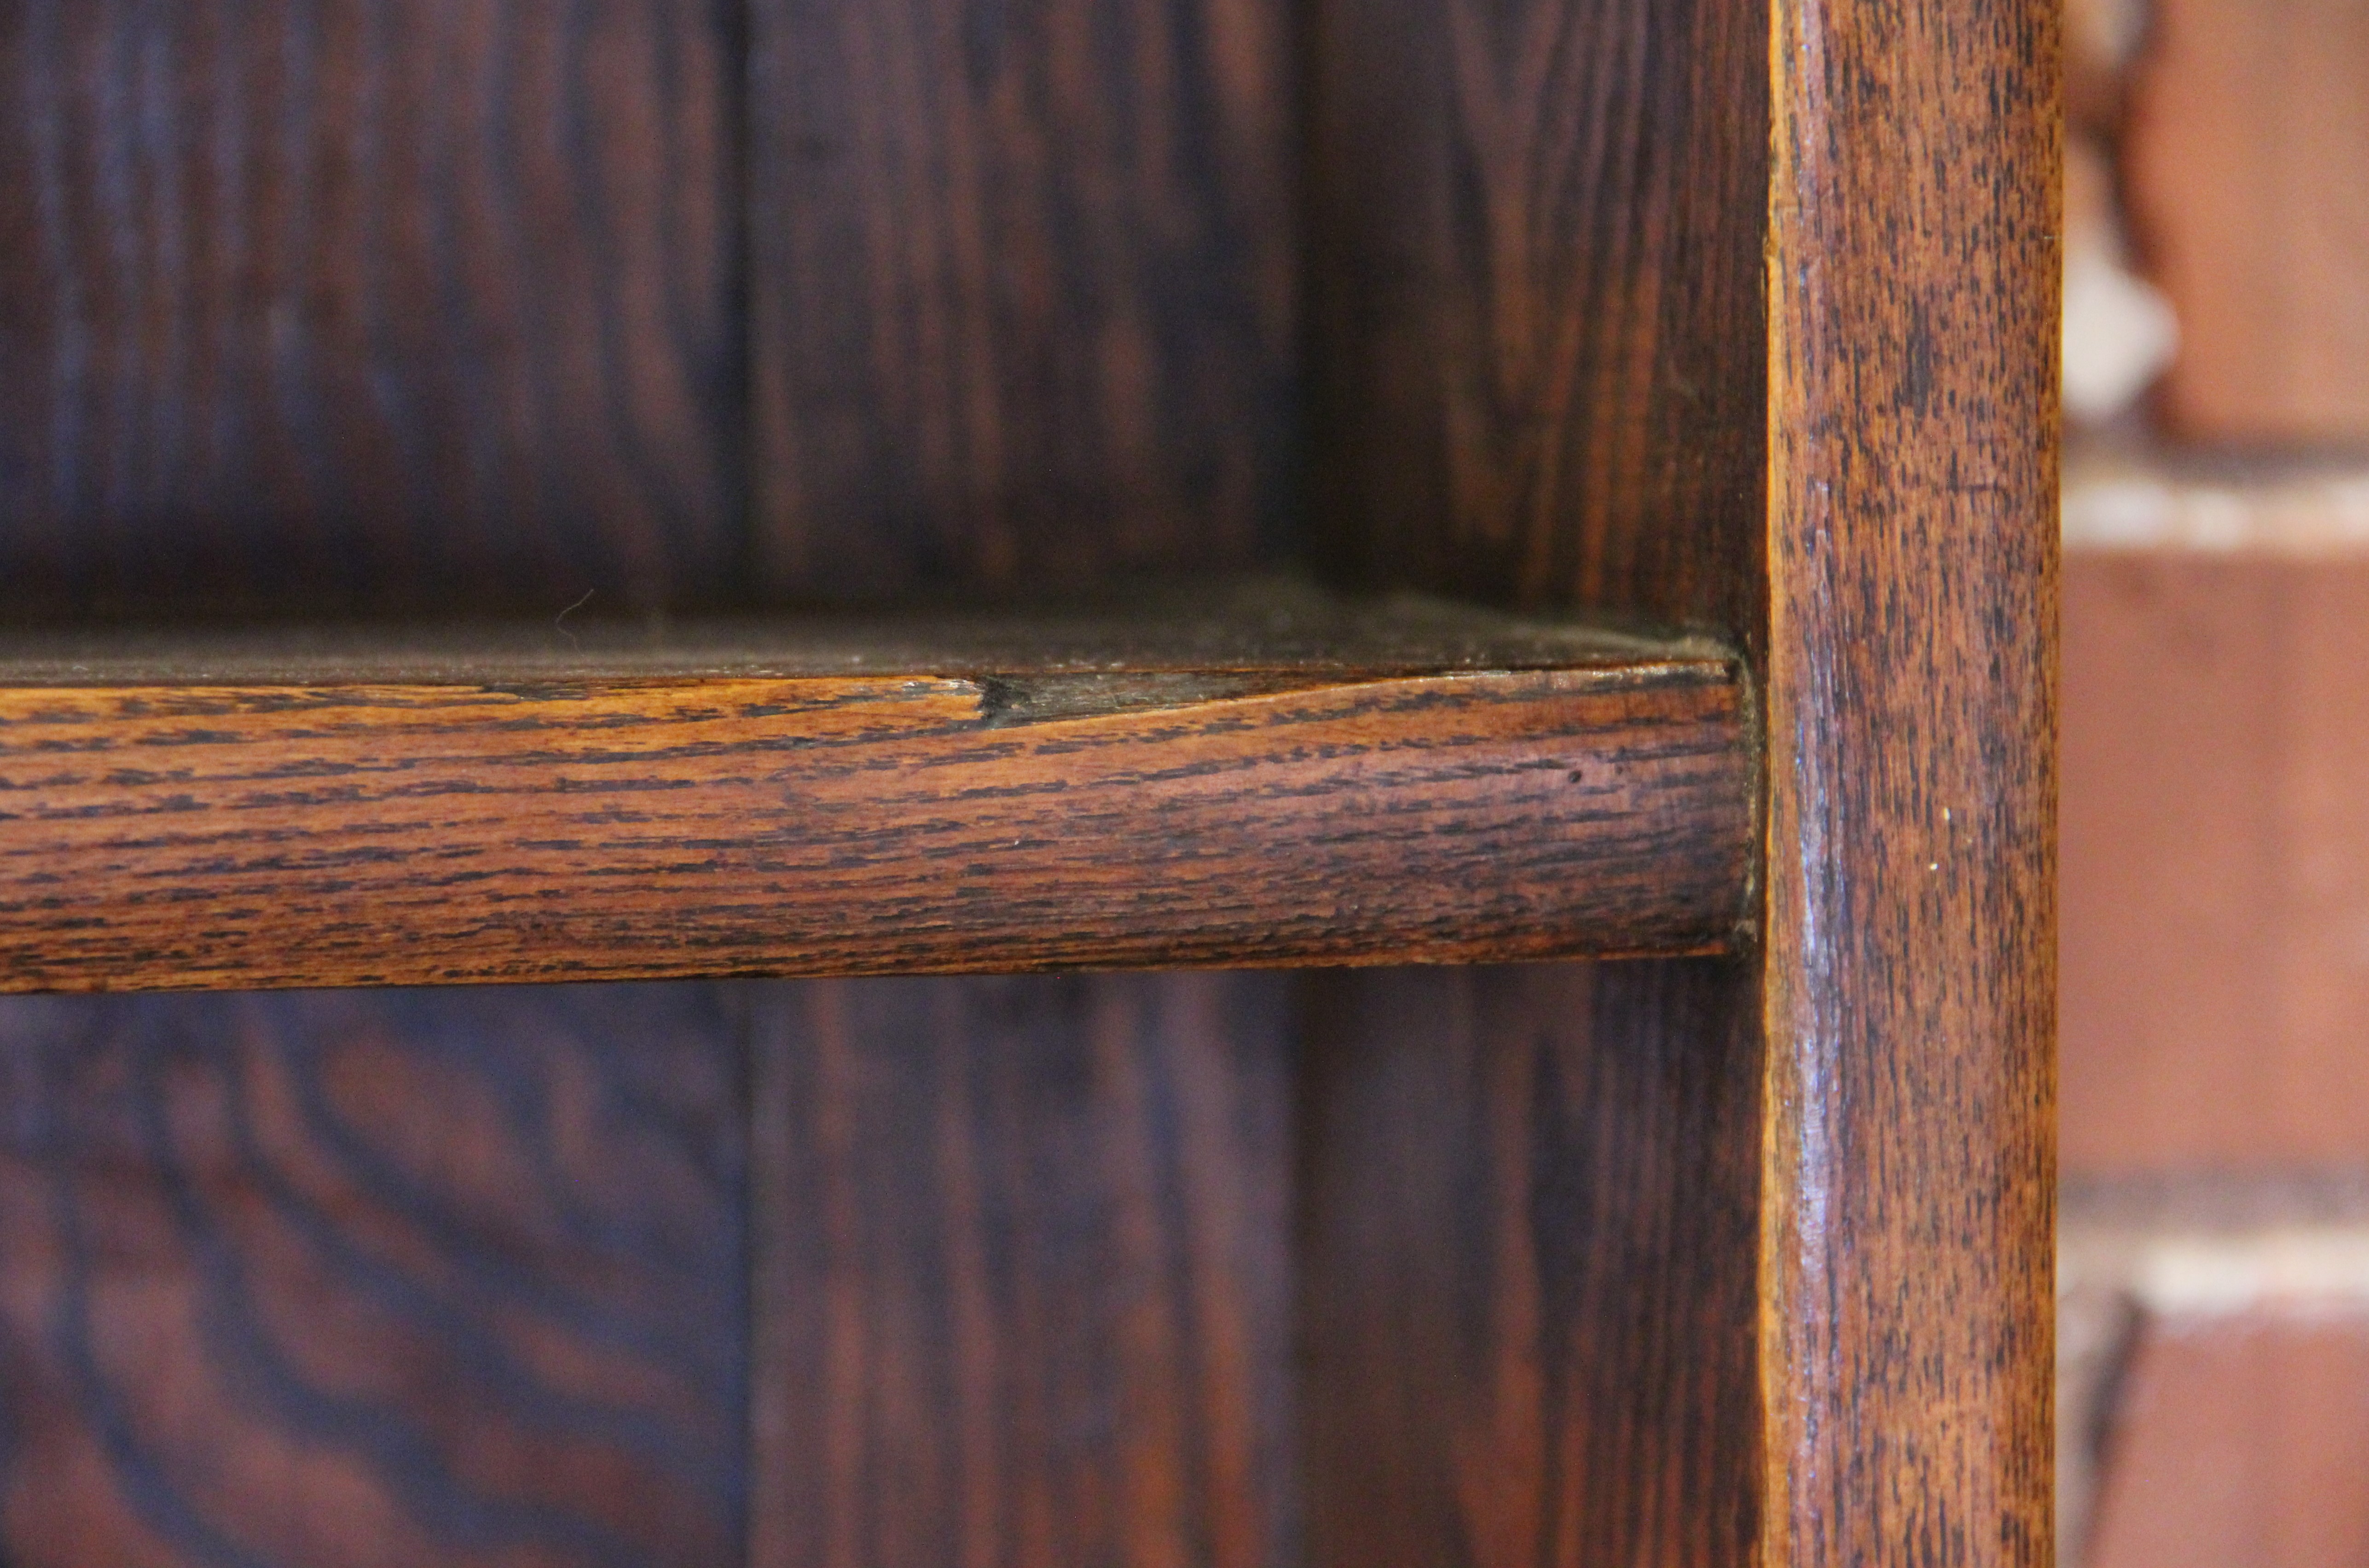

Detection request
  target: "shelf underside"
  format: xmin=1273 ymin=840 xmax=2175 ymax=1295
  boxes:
xmin=0 ymin=584 xmax=1754 ymax=991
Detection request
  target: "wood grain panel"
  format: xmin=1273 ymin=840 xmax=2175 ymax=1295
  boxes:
xmin=1299 ymin=962 xmax=1761 ymax=1568
xmin=0 ymin=984 xmax=745 ymax=1567
xmin=1303 ymin=0 xmax=2057 ymax=1559
xmin=1307 ymin=0 xmax=1768 ymax=636
xmin=747 ymin=973 xmax=1295 ymax=1568
xmin=1761 ymin=0 xmax=2059 ymax=1558
xmin=1297 ymin=0 xmax=1774 ymax=1560
xmin=0 ymin=0 xmax=740 ymax=615
xmin=742 ymin=0 xmax=1308 ymax=1547
xmin=747 ymin=0 xmax=1299 ymax=596
xmin=0 ymin=623 xmax=1753 ymax=992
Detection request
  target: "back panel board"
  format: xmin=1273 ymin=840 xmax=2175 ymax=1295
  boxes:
xmin=747 ymin=0 xmax=1303 ymax=596
xmin=0 ymin=0 xmax=742 ymax=614
xmin=1 ymin=1 xmax=1313 ymax=1562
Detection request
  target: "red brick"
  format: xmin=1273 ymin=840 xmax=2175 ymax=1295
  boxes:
xmin=2087 ymin=1310 xmax=2369 ymax=1568
xmin=2124 ymin=0 xmax=2369 ymax=441
xmin=2062 ymin=554 xmax=2369 ymax=1172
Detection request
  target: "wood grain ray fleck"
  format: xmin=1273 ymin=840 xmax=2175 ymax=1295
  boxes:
xmin=0 ymin=984 xmax=746 ymax=1568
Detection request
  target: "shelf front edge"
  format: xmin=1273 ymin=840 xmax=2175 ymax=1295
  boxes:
xmin=0 ymin=653 xmax=1754 ymax=991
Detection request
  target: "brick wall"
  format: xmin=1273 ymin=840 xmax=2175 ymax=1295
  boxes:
xmin=2061 ymin=0 xmax=2369 ymax=1560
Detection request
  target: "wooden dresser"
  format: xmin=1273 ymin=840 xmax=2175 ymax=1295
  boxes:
xmin=0 ymin=0 xmax=2057 ymax=1561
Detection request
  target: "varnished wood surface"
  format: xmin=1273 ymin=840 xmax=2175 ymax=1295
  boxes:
xmin=1760 ymin=0 xmax=2059 ymax=1560
xmin=1296 ymin=0 xmax=1774 ymax=1560
xmin=0 ymin=0 xmax=2057 ymax=1556
xmin=1307 ymin=0 xmax=1768 ymax=639
xmin=747 ymin=0 xmax=1298 ymax=597
xmin=738 ymin=0 xmax=1311 ymax=1543
xmin=1300 ymin=0 xmax=2057 ymax=1564
xmin=1300 ymin=962 xmax=1761 ymax=1568
xmin=0 ymin=606 xmax=1752 ymax=992
xmin=0 ymin=0 xmax=741 ymax=617
xmin=0 ymin=580 xmax=1718 ymax=683
xmin=0 ymin=984 xmax=746 ymax=1566
xmin=748 ymin=975 xmax=1295 ymax=1568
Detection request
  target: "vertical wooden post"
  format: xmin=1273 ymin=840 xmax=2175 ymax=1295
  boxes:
xmin=1302 ymin=0 xmax=2059 ymax=1558
xmin=1760 ymin=0 xmax=2060 ymax=1559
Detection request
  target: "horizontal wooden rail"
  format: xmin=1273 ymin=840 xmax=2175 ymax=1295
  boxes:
xmin=0 ymin=588 xmax=1755 ymax=991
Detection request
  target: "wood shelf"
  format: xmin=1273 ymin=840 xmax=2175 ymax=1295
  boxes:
xmin=0 ymin=584 xmax=1753 ymax=992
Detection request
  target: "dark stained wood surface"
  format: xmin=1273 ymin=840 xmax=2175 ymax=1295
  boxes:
xmin=0 ymin=12 xmax=758 ymax=1562
xmin=747 ymin=974 xmax=1295 ymax=1568
xmin=0 ymin=0 xmax=741 ymax=616
xmin=1307 ymin=0 xmax=1768 ymax=638
xmin=1759 ymin=0 xmax=2059 ymax=1559
xmin=1 ymin=0 xmax=2057 ymax=1556
xmin=0 ymin=580 xmax=1723 ymax=683
xmin=1296 ymin=0 xmax=1774 ymax=1560
xmin=747 ymin=0 xmax=1300 ymax=597
xmin=0 ymin=984 xmax=746 ymax=1567
xmin=737 ymin=0 xmax=1313 ymax=1550
xmin=1301 ymin=0 xmax=2057 ymax=1564
xmin=1299 ymin=962 xmax=1761 ymax=1568
xmin=0 ymin=608 xmax=1752 ymax=993
xmin=737 ymin=0 xmax=1314 ymax=1549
